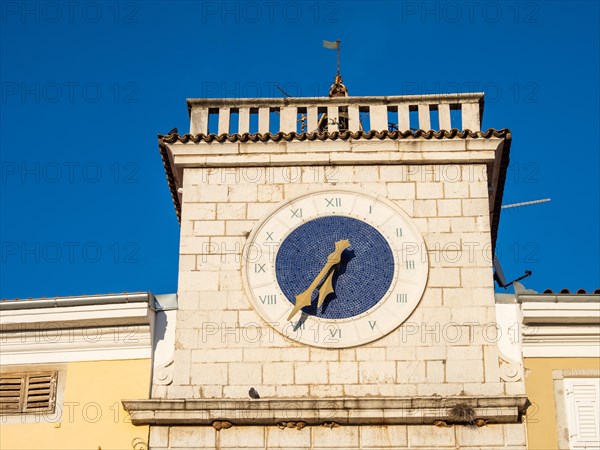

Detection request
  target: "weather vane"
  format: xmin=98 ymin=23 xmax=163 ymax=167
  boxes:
xmin=323 ymin=39 xmax=348 ymax=98
xmin=323 ymin=39 xmax=341 ymax=75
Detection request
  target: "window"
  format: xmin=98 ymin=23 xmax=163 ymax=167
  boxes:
xmin=0 ymin=371 xmax=57 ymax=415
xmin=564 ymin=377 xmax=600 ymax=450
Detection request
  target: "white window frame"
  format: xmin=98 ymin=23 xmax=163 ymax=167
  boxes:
xmin=553 ymin=369 xmax=600 ymax=450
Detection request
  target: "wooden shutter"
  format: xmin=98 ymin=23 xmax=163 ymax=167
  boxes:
xmin=0 ymin=371 xmax=57 ymax=414
xmin=565 ymin=377 xmax=600 ymax=450
xmin=0 ymin=375 xmax=24 ymax=413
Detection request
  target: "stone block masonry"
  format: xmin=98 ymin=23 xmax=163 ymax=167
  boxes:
xmin=161 ymin=164 xmax=524 ymax=402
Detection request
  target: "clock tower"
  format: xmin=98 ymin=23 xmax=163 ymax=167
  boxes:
xmin=126 ymin=86 xmax=528 ymax=449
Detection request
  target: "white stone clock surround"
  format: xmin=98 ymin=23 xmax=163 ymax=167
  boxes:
xmin=242 ymin=188 xmax=428 ymax=348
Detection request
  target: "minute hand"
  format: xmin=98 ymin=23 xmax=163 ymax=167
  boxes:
xmin=287 ymin=239 xmax=350 ymax=321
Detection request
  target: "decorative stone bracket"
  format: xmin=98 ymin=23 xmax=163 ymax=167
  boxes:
xmin=499 ymin=354 xmax=524 ymax=382
xmin=152 ymin=359 xmax=174 ymax=386
xmin=122 ymin=395 xmax=528 ymax=427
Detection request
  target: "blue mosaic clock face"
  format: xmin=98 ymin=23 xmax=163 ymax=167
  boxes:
xmin=243 ymin=189 xmax=429 ymax=348
xmin=275 ymin=216 xmax=395 ymax=319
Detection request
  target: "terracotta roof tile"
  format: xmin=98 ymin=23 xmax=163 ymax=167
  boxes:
xmin=542 ymin=288 xmax=600 ymax=295
xmin=159 ymin=128 xmax=511 ymax=144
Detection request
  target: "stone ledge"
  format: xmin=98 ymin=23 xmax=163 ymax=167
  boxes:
xmin=166 ymin=137 xmax=505 ymax=168
xmin=123 ymin=395 xmax=528 ymax=426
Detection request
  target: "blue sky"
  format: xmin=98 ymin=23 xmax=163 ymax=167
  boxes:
xmin=1 ymin=1 xmax=598 ymax=299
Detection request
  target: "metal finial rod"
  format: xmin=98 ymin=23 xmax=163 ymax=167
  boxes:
xmin=336 ymin=39 xmax=341 ymax=76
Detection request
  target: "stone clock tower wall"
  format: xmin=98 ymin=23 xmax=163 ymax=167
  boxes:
xmin=168 ymin=163 xmax=510 ymax=400
xmin=130 ymin=95 xmax=528 ymax=449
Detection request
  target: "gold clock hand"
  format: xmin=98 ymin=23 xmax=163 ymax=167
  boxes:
xmin=287 ymin=239 xmax=350 ymax=321
xmin=317 ymin=269 xmax=336 ymax=308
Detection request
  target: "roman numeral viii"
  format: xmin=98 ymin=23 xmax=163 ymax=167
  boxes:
xmin=259 ymin=295 xmax=277 ymax=305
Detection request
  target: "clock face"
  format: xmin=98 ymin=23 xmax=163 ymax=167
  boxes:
xmin=242 ymin=189 xmax=428 ymax=348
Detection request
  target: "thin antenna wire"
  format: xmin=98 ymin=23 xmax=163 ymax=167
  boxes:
xmin=276 ymin=85 xmax=292 ymax=98
xmin=501 ymin=198 xmax=551 ymax=209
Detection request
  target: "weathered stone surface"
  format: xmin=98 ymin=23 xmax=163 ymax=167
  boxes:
xmin=149 ymin=426 xmax=168 ymax=447
xmin=150 ymin=96 xmax=525 ymax=448
xmin=360 ymin=425 xmax=408 ymax=448
xmin=408 ymin=425 xmax=455 ymax=447
xmin=456 ymin=424 xmax=505 ymax=446
xmin=266 ymin=427 xmax=311 ymax=448
xmin=169 ymin=426 xmax=215 ymax=448
xmin=312 ymin=426 xmax=359 ymax=448
xmin=219 ymin=426 xmax=264 ymax=448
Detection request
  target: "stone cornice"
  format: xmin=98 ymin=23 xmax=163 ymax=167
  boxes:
xmin=522 ymin=325 xmax=600 ymax=358
xmin=0 ymin=299 xmax=155 ymax=331
xmin=123 ymin=395 xmax=528 ymax=427
xmin=520 ymin=297 xmax=600 ymax=357
xmin=521 ymin=302 xmax=600 ymax=325
xmin=0 ymin=293 xmax=156 ymax=364
xmin=498 ymin=292 xmax=600 ymax=358
xmin=0 ymin=324 xmax=154 ymax=364
xmin=166 ymin=135 xmax=505 ymax=168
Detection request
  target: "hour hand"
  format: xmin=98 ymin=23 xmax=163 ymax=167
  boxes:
xmin=317 ymin=270 xmax=335 ymax=308
xmin=287 ymin=240 xmax=350 ymax=321
xmin=287 ymin=287 xmax=314 ymax=321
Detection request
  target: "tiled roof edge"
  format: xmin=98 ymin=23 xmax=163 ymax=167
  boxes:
xmin=542 ymin=288 xmax=600 ymax=295
xmin=492 ymin=136 xmax=511 ymax=253
xmin=158 ymin=128 xmax=512 ymax=229
xmin=159 ymin=140 xmax=181 ymax=222
xmin=159 ymin=128 xmax=510 ymax=144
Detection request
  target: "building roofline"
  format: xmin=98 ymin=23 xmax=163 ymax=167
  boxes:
xmin=513 ymin=282 xmax=600 ymax=303
xmin=495 ymin=289 xmax=600 ymax=304
xmin=0 ymin=292 xmax=155 ymax=311
xmin=518 ymin=293 xmax=600 ymax=303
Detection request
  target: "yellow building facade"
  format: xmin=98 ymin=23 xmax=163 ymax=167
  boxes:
xmin=497 ymin=283 xmax=600 ymax=450
xmin=0 ymin=292 xmax=177 ymax=450
xmin=526 ymin=358 xmax=599 ymax=450
xmin=1 ymin=360 xmax=150 ymax=450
